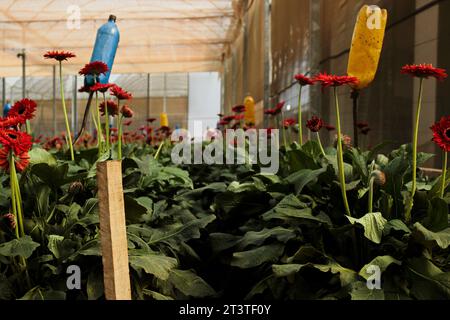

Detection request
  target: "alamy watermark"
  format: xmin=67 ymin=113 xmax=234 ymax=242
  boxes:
xmin=366 ymin=5 xmax=383 ymax=30
xmin=170 ymin=121 xmax=280 ymax=174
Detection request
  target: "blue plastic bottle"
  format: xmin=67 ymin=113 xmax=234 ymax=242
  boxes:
xmin=3 ymin=101 xmax=12 ymax=117
xmin=84 ymin=15 xmax=120 ymax=87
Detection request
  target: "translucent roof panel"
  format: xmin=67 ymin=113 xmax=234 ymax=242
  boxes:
xmin=0 ymin=0 xmax=243 ymax=77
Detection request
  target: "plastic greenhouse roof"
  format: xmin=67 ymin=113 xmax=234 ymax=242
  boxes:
xmin=0 ymin=0 xmax=243 ymax=77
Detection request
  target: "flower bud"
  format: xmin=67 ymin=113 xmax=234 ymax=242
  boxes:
xmin=371 ymin=170 xmax=386 ymax=186
xmin=69 ymin=181 xmax=84 ymax=195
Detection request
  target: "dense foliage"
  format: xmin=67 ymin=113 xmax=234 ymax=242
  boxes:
xmin=0 ymin=139 xmax=449 ymax=300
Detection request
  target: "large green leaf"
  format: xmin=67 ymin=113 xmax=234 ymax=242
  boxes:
xmin=284 ymin=168 xmax=327 ymax=195
xmin=168 ymin=269 xmax=216 ymax=298
xmin=406 ymin=257 xmax=450 ymax=299
xmin=129 ymin=253 xmax=178 ymax=280
xmin=87 ymin=270 xmax=104 ymax=300
xmin=346 ymin=212 xmax=387 ymax=244
xmin=350 ymin=282 xmax=385 ymax=300
xmin=0 ymin=235 xmax=40 ymax=258
xmin=423 ymin=198 xmax=449 ymax=232
xmin=231 ymin=243 xmax=284 ymax=269
xmin=29 ymin=148 xmax=57 ymax=166
xmin=359 ymin=256 xmax=401 ymax=280
xmin=412 ymin=223 xmax=450 ymax=249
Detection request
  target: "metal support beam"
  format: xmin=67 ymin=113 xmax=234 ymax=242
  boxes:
xmin=243 ymin=0 xmax=249 ymax=98
xmin=146 ymin=73 xmax=151 ymax=119
xmin=17 ymin=49 xmax=26 ymax=99
xmin=263 ymin=0 xmax=272 ymax=127
xmin=163 ymin=73 xmax=167 ymax=113
xmin=309 ymin=0 xmax=322 ymax=140
xmin=1 ymin=77 xmax=5 ymax=115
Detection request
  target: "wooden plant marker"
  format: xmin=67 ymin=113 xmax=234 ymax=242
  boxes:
xmin=97 ymin=161 xmax=131 ymax=300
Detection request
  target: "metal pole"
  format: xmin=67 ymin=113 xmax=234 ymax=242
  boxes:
xmin=263 ymin=0 xmax=272 ymax=127
xmin=1 ymin=77 xmax=5 ymax=115
xmin=163 ymin=73 xmax=167 ymax=113
xmin=53 ymin=65 xmax=57 ymax=136
xmin=16 ymin=49 xmax=26 ymax=99
xmin=243 ymin=0 xmax=249 ymax=98
xmin=146 ymin=73 xmax=150 ymax=119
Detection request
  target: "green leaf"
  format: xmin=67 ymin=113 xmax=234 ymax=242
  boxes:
xmin=168 ymin=269 xmax=216 ymax=298
xmin=325 ymin=155 xmax=353 ymax=182
xmin=350 ymin=281 xmax=385 ymax=300
xmin=406 ymin=257 xmax=450 ymax=299
xmin=238 ymin=227 xmax=296 ymax=250
xmin=284 ymin=168 xmax=327 ymax=195
xmin=383 ymin=219 xmax=411 ymax=236
xmin=359 ymin=256 xmax=401 ymax=280
xmin=129 ymin=253 xmax=178 ymax=280
xmin=87 ymin=270 xmax=104 ymax=300
xmin=412 ymin=223 xmax=450 ymax=249
xmin=346 ymin=212 xmax=387 ymax=244
xmin=231 ymin=243 xmax=284 ymax=269
xmin=29 ymin=148 xmax=57 ymax=166
xmin=143 ymin=289 xmax=174 ymax=300
xmin=423 ymin=198 xmax=449 ymax=232
xmin=0 ymin=235 xmax=40 ymax=258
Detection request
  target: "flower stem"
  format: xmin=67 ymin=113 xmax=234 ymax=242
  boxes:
xmin=441 ymin=152 xmax=448 ymax=198
xmin=103 ymin=93 xmax=110 ymax=152
xmin=59 ymin=62 xmax=75 ymax=161
xmin=298 ymin=86 xmax=303 ymax=146
xmin=334 ymin=87 xmax=351 ymax=217
xmin=368 ymin=176 xmax=375 ymax=213
xmin=316 ymin=132 xmax=326 ymax=156
xmin=118 ymin=115 xmax=123 ymax=160
xmin=9 ymin=153 xmax=24 ymax=237
xmin=406 ymin=78 xmax=424 ymax=223
xmin=95 ymin=92 xmax=103 ymax=157
xmin=154 ymin=139 xmax=165 ymax=160
xmin=9 ymin=154 xmax=19 ymax=239
xmin=280 ymin=113 xmax=287 ymax=149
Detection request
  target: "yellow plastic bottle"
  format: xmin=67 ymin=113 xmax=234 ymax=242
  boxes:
xmin=347 ymin=5 xmax=388 ymax=90
xmin=160 ymin=112 xmax=169 ymax=127
xmin=244 ymin=95 xmax=256 ymax=126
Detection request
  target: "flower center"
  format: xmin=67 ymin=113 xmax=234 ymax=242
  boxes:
xmin=445 ymin=128 xmax=450 ymax=140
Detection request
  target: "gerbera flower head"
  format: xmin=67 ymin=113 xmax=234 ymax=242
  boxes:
xmin=123 ymin=120 xmax=133 ymax=126
xmin=314 ymin=73 xmax=359 ymax=88
xmin=121 ymin=105 xmax=134 ymax=118
xmin=234 ymin=114 xmax=245 ymax=121
xmin=90 ymin=83 xmax=115 ymax=93
xmin=110 ymin=85 xmax=132 ymax=100
xmin=264 ymin=109 xmax=277 ymax=116
xmin=357 ymin=121 xmax=369 ymax=129
xmin=325 ymin=124 xmax=336 ymax=132
xmin=223 ymin=115 xmax=236 ymax=122
xmin=401 ymin=64 xmax=448 ymax=81
xmin=0 ymin=129 xmax=33 ymax=155
xmin=232 ymin=105 xmax=246 ymax=113
xmin=0 ymin=145 xmax=30 ymax=172
xmin=8 ymin=99 xmax=37 ymax=121
xmin=306 ymin=116 xmax=324 ymax=132
xmin=99 ymin=100 xmax=119 ymax=117
xmin=0 ymin=115 xmax=26 ymax=128
xmin=430 ymin=116 xmax=450 ymax=152
xmin=44 ymin=51 xmax=76 ymax=62
xmin=294 ymin=74 xmax=315 ymax=86
xmin=146 ymin=118 xmax=157 ymax=123
xmin=283 ymin=118 xmax=296 ymax=128
xmin=219 ymin=120 xmax=230 ymax=126
xmin=275 ymin=101 xmax=286 ymax=113
xmin=79 ymin=61 xmax=109 ymax=76
xmin=361 ymin=127 xmax=371 ymax=135
xmin=334 ymin=134 xmax=352 ymax=149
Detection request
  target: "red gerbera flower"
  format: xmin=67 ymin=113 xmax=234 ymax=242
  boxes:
xmin=123 ymin=120 xmax=133 ymax=126
xmin=295 ymin=74 xmax=315 ymax=86
xmin=283 ymin=118 xmax=296 ymax=128
xmin=0 ymin=115 xmax=26 ymax=128
xmin=8 ymin=99 xmax=37 ymax=121
xmin=401 ymin=64 xmax=448 ymax=81
xmin=223 ymin=115 xmax=236 ymax=122
xmin=90 ymin=83 xmax=115 ymax=93
xmin=275 ymin=101 xmax=286 ymax=113
xmin=79 ymin=61 xmax=109 ymax=76
xmin=314 ymin=73 xmax=359 ymax=88
xmin=234 ymin=114 xmax=245 ymax=121
xmin=0 ymin=146 xmax=30 ymax=172
xmin=431 ymin=116 xmax=450 ymax=152
xmin=0 ymin=129 xmax=33 ymax=155
xmin=306 ymin=116 xmax=324 ymax=132
xmin=121 ymin=105 xmax=134 ymax=118
xmin=361 ymin=127 xmax=371 ymax=135
xmin=78 ymin=85 xmax=92 ymax=93
xmin=219 ymin=120 xmax=230 ymax=126
xmin=325 ymin=124 xmax=336 ymax=132
xmin=217 ymin=113 xmax=224 ymax=118
xmin=44 ymin=51 xmax=76 ymax=62
xmin=264 ymin=109 xmax=277 ymax=116
xmin=99 ymin=100 xmax=119 ymax=116
xmin=110 ymin=85 xmax=132 ymax=100
xmin=232 ymin=105 xmax=246 ymax=113
xmin=147 ymin=118 xmax=157 ymax=123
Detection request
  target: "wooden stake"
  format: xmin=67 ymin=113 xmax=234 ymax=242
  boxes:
xmin=97 ymin=161 xmax=131 ymax=300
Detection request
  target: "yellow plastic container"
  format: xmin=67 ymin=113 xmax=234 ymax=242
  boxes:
xmin=244 ymin=95 xmax=256 ymax=125
xmin=347 ymin=5 xmax=388 ymax=90
xmin=160 ymin=112 xmax=169 ymax=127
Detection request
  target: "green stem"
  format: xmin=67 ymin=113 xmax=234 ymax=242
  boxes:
xmin=368 ymin=177 xmax=375 ymax=213
xmin=298 ymin=86 xmax=303 ymax=146
xmin=118 ymin=115 xmax=123 ymax=160
xmin=104 ymin=93 xmax=110 ymax=152
xmin=154 ymin=140 xmax=165 ymax=160
xmin=406 ymin=78 xmax=424 ymax=223
xmin=280 ymin=112 xmax=287 ymax=149
xmin=441 ymin=152 xmax=448 ymax=198
xmin=95 ymin=92 xmax=103 ymax=157
xmin=10 ymin=155 xmax=24 ymax=237
xmin=59 ymin=62 xmax=75 ymax=161
xmin=25 ymin=120 xmax=32 ymax=136
xmin=334 ymin=87 xmax=351 ymax=217
xmin=9 ymin=154 xmax=19 ymax=239
xmin=316 ymin=132 xmax=326 ymax=156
